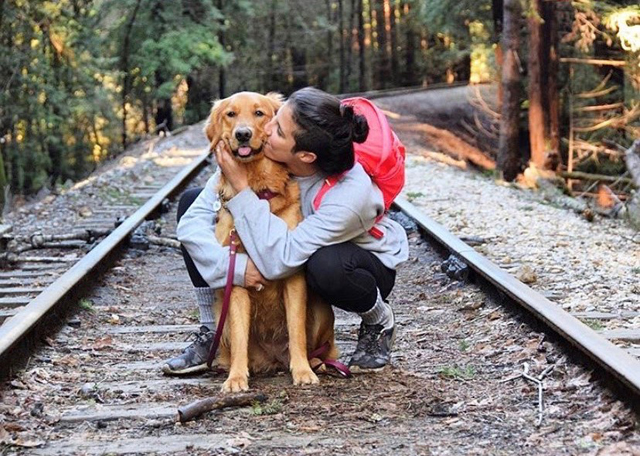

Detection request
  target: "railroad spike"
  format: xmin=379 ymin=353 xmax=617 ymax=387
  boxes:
xmin=441 ymin=254 xmax=470 ymax=282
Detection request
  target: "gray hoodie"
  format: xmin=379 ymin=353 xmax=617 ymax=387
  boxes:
xmin=177 ymin=162 xmax=409 ymax=287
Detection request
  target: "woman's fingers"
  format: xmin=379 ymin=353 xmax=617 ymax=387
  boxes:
xmin=215 ymin=144 xmax=249 ymax=192
xmin=245 ymin=259 xmax=268 ymax=289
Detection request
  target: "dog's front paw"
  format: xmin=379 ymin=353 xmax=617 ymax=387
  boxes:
xmin=222 ymin=375 xmax=249 ymax=393
xmin=292 ymin=368 xmax=320 ymax=386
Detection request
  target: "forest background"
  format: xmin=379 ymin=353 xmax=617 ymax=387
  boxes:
xmin=0 ymin=0 xmax=638 ymax=213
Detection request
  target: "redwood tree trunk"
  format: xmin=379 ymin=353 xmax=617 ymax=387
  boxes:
xmin=388 ymin=0 xmax=399 ymax=84
xmin=357 ymin=0 xmax=366 ymax=91
xmin=339 ymin=0 xmax=346 ymax=93
xmin=492 ymin=0 xmax=504 ymax=109
xmin=375 ymin=0 xmax=391 ymax=89
xmin=497 ymin=0 xmax=522 ymax=181
xmin=265 ymin=0 xmax=277 ymax=91
xmin=345 ymin=0 xmax=357 ymax=91
xmin=217 ymin=0 xmax=226 ymax=98
xmin=527 ymin=0 xmax=546 ymax=169
xmin=120 ymin=0 xmax=143 ymax=148
xmin=543 ymin=0 xmax=560 ymax=168
xmin=402 ymin=0 xmax=417 ymax=86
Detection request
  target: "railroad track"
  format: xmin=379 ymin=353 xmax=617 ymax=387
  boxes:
xmin=1 ymin=86 xmax=639 ymax=454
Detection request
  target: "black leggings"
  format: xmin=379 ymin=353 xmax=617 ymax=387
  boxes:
xmin=177 ymin=188 xmax=396 ymax=313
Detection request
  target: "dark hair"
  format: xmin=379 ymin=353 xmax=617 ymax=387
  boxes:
xmin=288 ymin=87 xmax=369 ymax=175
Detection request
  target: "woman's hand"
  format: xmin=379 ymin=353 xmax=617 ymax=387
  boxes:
xmin=245 ymin=259 xmax=268 ymax=291
xmin=215 ymin=141 xmax=249 ymax=193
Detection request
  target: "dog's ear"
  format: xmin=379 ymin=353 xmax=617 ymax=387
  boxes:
xmin=204 ymin=98 xmax=228 ymax=150
xmin=265 ymin=92 xmax=284 ymax=113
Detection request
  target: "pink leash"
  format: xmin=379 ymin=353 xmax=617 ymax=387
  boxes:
xmin=206 ymin=229 xmax=239 ymax=368
xmin=309 ymin=342 xmax=352 ymax=378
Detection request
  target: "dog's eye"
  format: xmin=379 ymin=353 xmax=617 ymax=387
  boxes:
xmin=255 ymin=110 xmax=264 ymax=117
xmin=226 ymin=111 xmax=236 ymax=118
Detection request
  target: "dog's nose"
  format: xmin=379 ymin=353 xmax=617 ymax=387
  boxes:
xmin=235 ymin=128 xmax=252 ymax=143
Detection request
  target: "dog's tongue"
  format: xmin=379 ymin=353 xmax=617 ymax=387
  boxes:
xmin=238 ymin=146 xmax=252 ymax=157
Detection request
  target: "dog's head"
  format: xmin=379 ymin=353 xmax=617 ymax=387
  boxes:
xmin=204 ymin=91 xmax=284 ymax=162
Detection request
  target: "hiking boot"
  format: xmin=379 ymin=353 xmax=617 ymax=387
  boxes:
xmin=348 ymin=321 xmax=396 ymax=373
xmin=161 ymin=325 xmax=214 ymax=375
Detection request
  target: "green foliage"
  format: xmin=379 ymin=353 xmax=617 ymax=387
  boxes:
xmin=78 ymin=298 xmax=95 ymax=312
xmin=419 ymin=0 xmax=493 ymax=39
xmin=405 ymin=191 xmax=425 ymax=201
xmin=251 ymin=399 xmax=284 ymax=415
xmin=437 ymin=364 xmax=476 ymax=380
xmin=1 ymin=0 xmax=637 ymax=209
xmin=582 ymin=319 xmax=604 ymax=331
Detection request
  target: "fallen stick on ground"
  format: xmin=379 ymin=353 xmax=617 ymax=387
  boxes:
xmin=177 ymin=392 xmax=267 ymax=423
xmin=147 ymin=234 xmax=181 ymax=249
xmin=501 ymin=363 xmax=555 ymax=426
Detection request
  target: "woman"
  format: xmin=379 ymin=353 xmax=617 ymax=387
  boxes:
xmin=163 ymin=87 xmax=408 ymax=376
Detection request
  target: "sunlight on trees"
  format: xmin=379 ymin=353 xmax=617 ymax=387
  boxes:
xmin=0 ymin=0 xmax=638 ymax=211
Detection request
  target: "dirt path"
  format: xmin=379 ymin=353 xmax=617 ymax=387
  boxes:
xmin=2 ymin=187 xmax=638 ymax=454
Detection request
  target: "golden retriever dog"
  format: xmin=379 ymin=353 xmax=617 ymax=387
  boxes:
xmin=204 ymin=91 xmax=338 ymax=393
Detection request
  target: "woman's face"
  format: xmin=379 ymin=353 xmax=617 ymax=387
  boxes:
xmin=264 ymin=102 xmax=298 ymax=166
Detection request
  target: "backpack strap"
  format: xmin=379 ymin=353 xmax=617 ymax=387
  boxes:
xmin=313 ymin=173 xmax=385 ymax=240
xmin=312 ymin=175 xmax=342 ymax=211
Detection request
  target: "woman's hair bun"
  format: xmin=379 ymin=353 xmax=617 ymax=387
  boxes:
xmin=340 ymin=104 xmax=369 ymax=144
xmin=340 ymin=103 xmax=354 ymax=122
xmin=352 ymin=114 xmax=369 ymax=144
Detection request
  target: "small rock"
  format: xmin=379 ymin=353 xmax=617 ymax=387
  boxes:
xmin=78 ymin=206 xmax=93 ymax=218
xmin=79 ymin=383 xmax=98 ymax=399
xmin=516 ymin=265 xmax=537 ymax=284
xmin=30 ymin=402 xmax=45 ymax=418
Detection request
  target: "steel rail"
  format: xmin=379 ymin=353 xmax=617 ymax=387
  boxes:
xmin=394 ymin=196 xmax=640 ymax=397
xmin=0 ymin=151 xmax=212 ymax=368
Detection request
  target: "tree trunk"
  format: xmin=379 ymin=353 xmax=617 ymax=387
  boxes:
xmin=265 ymin=0 xmax=277 ymax=91
xmin=289 ymin=9 xmax=308 ymax=94
xmin=527 ymin=0 xmax=546 ymax=169
xmin=357 ymin=0 xmax=366 ymax=91
xmin=0 ymin=0 xmax=5 ymax=32
xmin=402 ymin=0 xmax=417 ymax=86
xmin=154 ymin=71 xmax=173 ymax=131
xmin=492 ymin=0 xmax=504 ymax=108
xmin=345 ymin=0 xmax=357 ymax=91
xmin=497 ymin=0 xmax=522 ymax=181
xmin=120 ymin=0 xmax=143 ymax=148
xmin=142 ymin=91 xmax=150 ymax=133
xmin=217 ymin=0 xmax=226 ymax=98
xmin=543 ymin=0 xmax=560 ymax=168
xmin=339 ymin=0 xmax=346 ymax=93
xmin=375 ymin=0 xmax=391 ymax=89
xmin=388 ymin=0 xmax=399 ymax=85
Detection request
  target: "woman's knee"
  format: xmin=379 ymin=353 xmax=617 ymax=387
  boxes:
xmin=306 ymin=246 xmax=347 ymax=295
xmin=177 ymin=188 xmax=203 ymax=223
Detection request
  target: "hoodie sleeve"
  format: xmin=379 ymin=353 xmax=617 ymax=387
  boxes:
xmin=176 ymin=170 xmax=249 ymax=288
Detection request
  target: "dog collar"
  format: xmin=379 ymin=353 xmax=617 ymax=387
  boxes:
xmin=256 ymin=189 xmax=278 ymax=200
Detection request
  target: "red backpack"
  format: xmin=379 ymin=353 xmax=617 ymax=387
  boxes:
xmin=312 ymin=97 xmax=406 ymax=239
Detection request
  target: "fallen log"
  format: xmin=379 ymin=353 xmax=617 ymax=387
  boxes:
xmin=177 ymin=391 xmax=267 ymax=423
xmin=394 ymin=121 xmax=496 ymax=170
